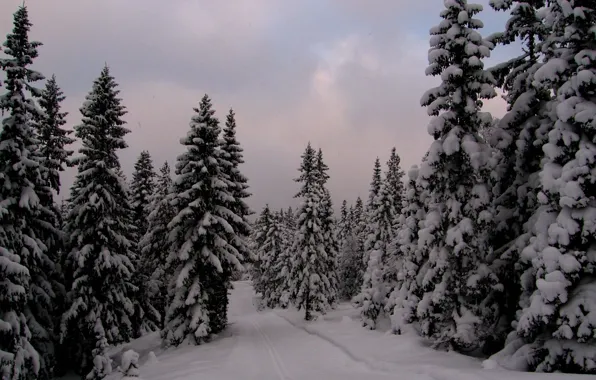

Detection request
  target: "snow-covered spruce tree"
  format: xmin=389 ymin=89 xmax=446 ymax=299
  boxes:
xmin=381 ymin=148 xmax=407 ymax=296
xmin=316 ymin=148 xmax=339 ymax=306
xmin=283 ymin=206 xmax=297 ymax=247
xmin=386 ymin=166 xmax=429 ymax=334
xmin=36 ymin=74 xmax=74 ymax=194
xmin=31 ymin=74 xmax=75 ymax=380
xmin=355 ymin=180 xmax=396 ymax=329
xmin=495 ymin=2 xmax=596 ymax=373
xmin=220 ymin=108 xmax=253 ymax=265
xmin=338 ymin=200 xmax=358 ymax=300
xmin=338 ymin=231 xmax=364 ymax=301
xmin=0 ymin=6 xmax=56 ymax=379
xmin=219 ymin=108 xmax=252 ymax=282
xmin=348 ymin=196 xmax=367 ymax=298
xmin=366 ymin=158 xmax=383 ymax=212
xmin=280 ymin=207 xmax=295 ymax=262
xmin=163 ymin=94 xmax=244 ymax=345
xmin=85 ymin=321 xmax=112 ymax=380
xmin=119 ymin=350 xmax=140 ymax=379
xmin=128 ymin=150 xmax=161 ymax=336
xmin=285 ymin=206 xmax=296 ymax=229
xmin=484 ymin=0 xmax=551 ymax=353
xmin=337 ymin=200 xmax=349 ymax=243
xmin=251 ymin=205 xmax=274 ymax=297
xmin=60 ymin=66 xmax=136 ymax=377
xmin=258 ymin=212 xmax=289 ymax=308
xmin=138 ymin=161 xmax=176 ymax=325
xmin=130 ymin=151 xmax=155 ymax=237
xmin=416 ymin=0 xmax=501 ymax=352
xmin=353 ymin=158 xmax=384 ymax=304
xmin=287 ymin=143 xmax=332 ymax=320
xmin=385 ymin=147 xmax=405 ymax=220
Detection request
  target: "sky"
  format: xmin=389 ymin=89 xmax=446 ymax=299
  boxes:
xmin=0 ymin=0 xmax=517 ymax=213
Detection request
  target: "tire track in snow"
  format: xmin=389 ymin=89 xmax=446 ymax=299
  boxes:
xmin=251 ymin=318 xmax=291 ymax=380
xmin=275 ymin=312 xmax=378 ymax=372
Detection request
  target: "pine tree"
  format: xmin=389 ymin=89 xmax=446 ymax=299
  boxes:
xmin=163 ymin=95 xmax=243 ymax=346
xmin=138 ymin=162 xmax=176 ymax=325
xmin=287 ymin=143 xmax=332 ymax=320
xmin=60 ymin=66 xmax=136 ymax=377
xmin=416 ymin=0 xmax=500 ymax=352
xmin=130 ymin=151 xmax=156 ymax=237
xmin=385 ymin=147 xmax=405 ymax=219
xmin=501 ymin=2 xmax=596 ymax=373
xmin=0 ymin=5 xmax=54 ymax=379
xmin=386 ymin=166 xmax=428 ymax=334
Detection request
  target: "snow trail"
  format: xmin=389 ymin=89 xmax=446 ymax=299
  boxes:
xmin=135 ymin=281 xmax=432 ymax=380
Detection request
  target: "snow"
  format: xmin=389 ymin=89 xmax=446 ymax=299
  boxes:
xmin=87 ymin=281 xmax=590 ymax=380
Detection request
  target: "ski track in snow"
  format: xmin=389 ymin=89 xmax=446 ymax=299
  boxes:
xmin=133 ymin=281 xmax=432 ymax=380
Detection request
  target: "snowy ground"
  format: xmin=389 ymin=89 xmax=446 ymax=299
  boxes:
xmin=101 ymin=281 xmax=588 ymax=380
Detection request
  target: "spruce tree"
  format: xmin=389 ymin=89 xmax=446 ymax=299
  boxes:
xmin=258 ymin=211 xmax=289 ymax=308
xmin=486 ymin=0 xmax=551 ymax=352
xmin=251 ymin=205 xmax=274 ymax=297
xmin=284 ymin=206 xmax=296 ymax=232
xmin=60 ymin=66 xmax=136 ymax=377
xmin=0 ymin=5 xmax=56 ymax=379
xmin=287 ymin=143 xmax=332 ymax=320
xmin=163 ymin=95 xmax=243 ymax=346
xmin=35 ymin=75 xmax=74 ymax=193
xmin=416 ymin=0 xmax=500 ymax=352
xmin=366 ymin=158 xmax=382 ymax=212
xmin=138 ymin=161 xmax=175 ymax=325
xmin=504 ymin=2 xmax=596 ymax=373
xmin=30 ymin=76 xmax=75 ymax=380
xmin=381 ymin=149 xmax=406 ymax=300
xmin=128 ymin=151 xmax=160 ymax=336
xmin=316 ymin=149 xmax=339 ymax=306
xmin=337 ymin=200 xmax=349 ymax=243
xmin=220 ymin=108 xmax=252 ymax=264
xmin=355 ymin=181 xmax=395 ymax=329
xmin=488 ymin=0 xmax=548 ymax=243
xmin=351 ymin=197 xmax=367 ymax=294
xmin=357 ymin=159 xmax=385 ymax=301
xmin=385 ymin=147 xmax=405 ymax=219
xmin=386 ymin=166 xmax=428 ymax=334
xmin=338 ymin=201 xmax=364 ymax=301
xmin=218 ymin=108 xmax=252 ymax=315
xmin=130 ymin=151 xmax=155 ymax=237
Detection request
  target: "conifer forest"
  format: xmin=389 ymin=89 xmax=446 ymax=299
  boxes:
xmin=0 ymin=1 xmax=595 ymax=379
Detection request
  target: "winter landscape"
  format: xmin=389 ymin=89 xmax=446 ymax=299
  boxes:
xmin=1 ymin=0 xmax=595 ymax=379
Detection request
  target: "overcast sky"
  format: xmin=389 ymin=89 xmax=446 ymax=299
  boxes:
xmin=1 ymin=0 xmax=516 ymax=212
